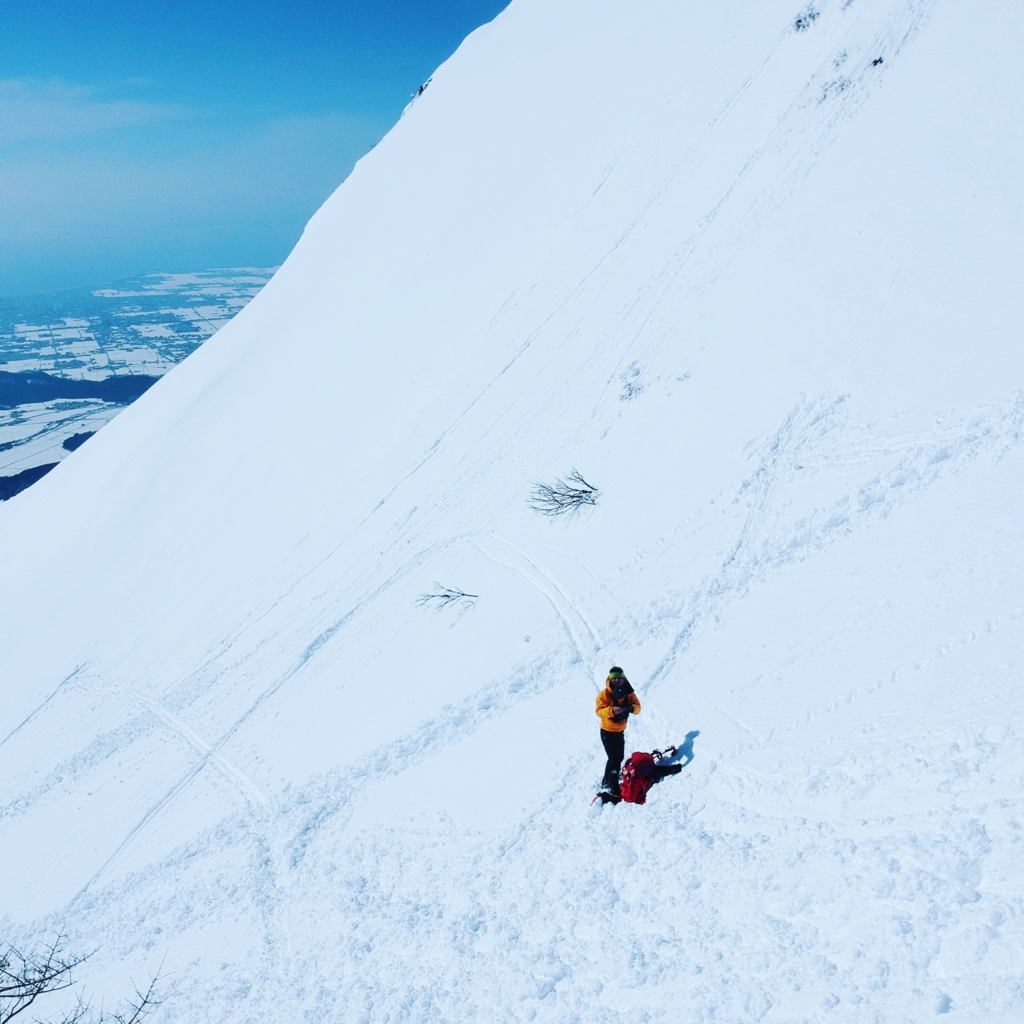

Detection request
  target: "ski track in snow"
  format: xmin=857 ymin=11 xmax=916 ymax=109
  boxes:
xmin=120 ymin=689 xmax=269 ymax=810
xmin=474 ymin=534 xmax=681 ymax=745
xmin=645 ymin=391 xmax=1024 ymax=686
xmin=597 ymin=0 xmax=939 ymax=392
xmin=4 ymin=0 xmax=1024 ymax=1019
xmin=40 ymin=708 xmax=1024 ymax=1023
xmin=0 ymin=664 xmax=88 ymax=749
xmin=15 ymin=386 xmax=1024 ymax=1021
xmin=475 ymin=536 xmax=603 ymax=679
xmin=8 ymin=388 xmax=1022 ymax=868
xmin=64 ymin=540 xmax=464 ymax=895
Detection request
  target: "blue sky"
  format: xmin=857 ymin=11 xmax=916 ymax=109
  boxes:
xmin=0 ymin=0 xmax=510 ymax=297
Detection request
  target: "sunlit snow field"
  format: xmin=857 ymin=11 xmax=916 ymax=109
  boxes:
xmin=2 ymin=1 xmax=1023 ymax=1022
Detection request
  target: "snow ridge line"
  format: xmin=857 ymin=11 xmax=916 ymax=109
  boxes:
xmin=0 ymin=663 xmax=88 ymax=750
xmin=280 ymin=646 xmax=577 ymax=867
xmin=606 ymin=0 xmax=937 ymax=384
xmin=156 ymin=530 xmax=467 ymax=730
xmin=120 ymin=689 xmax=269 ymax=810
xmin=647 ymin=394 xmax=843 ymax=685
xmin=474 ymin=535 xmax=601 ymax=682
xmin=70 ymin=613 xmax=363 ymax=895
xmin=649 ymin=390 xmax=1024 ymax=688
xmin=474 ymin=534 xmax=679 ymax=744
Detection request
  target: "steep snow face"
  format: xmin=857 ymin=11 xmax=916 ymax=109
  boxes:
xmin=2 ymin=0 xmax=1024 ymax=1020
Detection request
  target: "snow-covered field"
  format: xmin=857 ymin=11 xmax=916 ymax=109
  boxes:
xmin=2 ymin=1 xmax=1022 ymax=1021
xmin=0 ymin=269 xmax=273 ymax=481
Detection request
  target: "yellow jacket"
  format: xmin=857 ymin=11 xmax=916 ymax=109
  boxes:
xmin=595 ymin=686 xmax=641 ymax=733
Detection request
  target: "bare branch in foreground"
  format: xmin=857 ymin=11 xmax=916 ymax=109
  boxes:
xmin=0 ymin=934 xmax=88 ymax=1023
xmin=102 ymin=974 xmax=160 ymax=1024
xmin=0 ymin=935 xmax=159 ymax=1024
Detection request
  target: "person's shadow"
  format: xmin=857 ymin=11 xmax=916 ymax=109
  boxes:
xmin=669 ymin=730 xmax=700 ymax=766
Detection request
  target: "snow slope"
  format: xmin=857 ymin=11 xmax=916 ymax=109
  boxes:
xmin=2 ymin=0 xmax=1023 ymax=1020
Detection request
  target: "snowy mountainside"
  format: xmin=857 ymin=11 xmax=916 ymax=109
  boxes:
xmin=2 ymin=0 xmax=1023 ymax=1021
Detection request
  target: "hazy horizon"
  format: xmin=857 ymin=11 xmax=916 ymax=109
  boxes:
xmin=0 ymin=0 xmax=510 ymax=298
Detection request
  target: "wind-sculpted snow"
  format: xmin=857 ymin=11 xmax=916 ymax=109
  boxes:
xmin=2 ymin=0 xmax=1023 ymax=1021
xmin=643 ymin=391 xmax=1024 ymax=683
xmin=17 ymin=663 xmax=1023 ymax=1022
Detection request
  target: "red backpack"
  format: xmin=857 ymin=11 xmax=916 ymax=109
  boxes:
xmin=619 ymin=751 xmax=657 ymax=804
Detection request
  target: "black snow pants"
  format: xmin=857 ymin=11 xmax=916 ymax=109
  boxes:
xmin=600 ymin=729 xmax=625 ymax=791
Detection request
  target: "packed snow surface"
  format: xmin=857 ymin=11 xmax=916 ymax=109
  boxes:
xmin=2 ymin=1 xmax=1023 ymax=1021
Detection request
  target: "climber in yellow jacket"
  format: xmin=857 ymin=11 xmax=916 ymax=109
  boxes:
xmin=596 ymin=666 xmax=641 ymax=795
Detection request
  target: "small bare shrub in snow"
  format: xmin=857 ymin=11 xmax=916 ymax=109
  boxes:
xmin=416 ymin=584 xmax=478 ymax=610
xmin=0 ymin=935 xmax=158 ymax=1023
xmin=620 ymin=363 xmax=645 ymax=400
xmin=794 ymin=5 xmax=820 ymax=31
xmin=529 ymin=469 xmax=600 ymax=516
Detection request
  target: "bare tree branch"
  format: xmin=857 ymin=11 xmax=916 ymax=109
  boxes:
xmin=0 ymin=933 xmax=88 ymax=1023
xmin=528 ymin=469 xmax=599 ymax=517
xmin=0 ymin=936 xmax=158 ymax=1024
xmin=103 ymin=974 xmax=160 ymax=1024
xmin=415 ymin=584 xmax=478 ymax=609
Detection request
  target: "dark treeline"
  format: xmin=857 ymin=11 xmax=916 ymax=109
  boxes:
xmin=0 ymin=371 xmax=160 ymax=410
xmin=0 ymin=462 xmax=57 ymax=501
